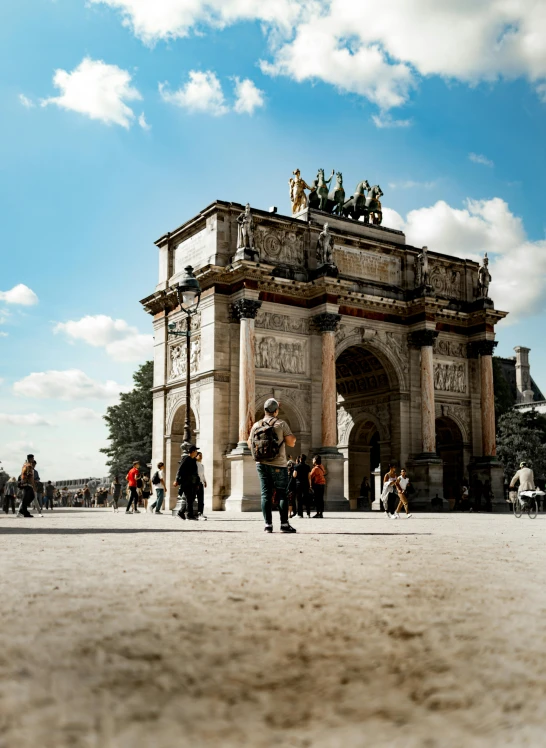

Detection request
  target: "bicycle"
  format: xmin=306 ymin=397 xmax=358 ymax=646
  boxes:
xmin=512 ymin=490 xmax=544 ymax=519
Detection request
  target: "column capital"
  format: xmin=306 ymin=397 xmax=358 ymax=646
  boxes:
xmin=408 ymin=329 xmax=438 ymax=348
xmin=231 ymin=299 xmax=262 ymax=321
xmin=313 ymin=312 xmax=341 ymax=333
xmin=468 ymin=340 xmax=498 ymax=358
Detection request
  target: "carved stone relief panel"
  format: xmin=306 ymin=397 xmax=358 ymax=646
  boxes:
xmin=434 ymin=337 xmax=467 ymax=358
xmin=169 ymin=312 xmax=201 ymax=334
xmin=255 ymin=384 xmax=311 ymax=431
xmin=254 ymin=226 xmax=304 ymax=266
xmin=255 ymin=310 xmax=309 ymax=335
xmin=337 ymin=402 xmax=391 ymax=444
xmin=333 ymin=246 xmax=401 ymax=284
xmin=166 ymin=387 xmax=200 ymax=428
xmin=433 ymin=361 xmax=467 ymax=394
xmin=169 ymin=337 xmax=201 ymax=382
xmin=429 ymin=264 xmax=464 ymax=299
xmin=255 ymin=335 xmax=308 ymax=375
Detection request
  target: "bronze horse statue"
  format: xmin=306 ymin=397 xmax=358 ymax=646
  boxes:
xmin=364 ymin=184 xmax=383 ymax=225
xmin=342 ymin=179 xmax=371 ymax=220
xmin=309 ymin=168 xmax=335 ymax=212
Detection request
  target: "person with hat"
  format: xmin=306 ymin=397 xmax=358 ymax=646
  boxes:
xmin=174 ymin=445 xmax=199 ymax=521
xmin=249 ymin=398 xmax=297 ymax=534
xmin=510 ymin=461 xmax=536 ymax=494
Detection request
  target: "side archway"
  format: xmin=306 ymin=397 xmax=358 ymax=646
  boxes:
xmin=436 ymin=416 xmax=464 ymax=506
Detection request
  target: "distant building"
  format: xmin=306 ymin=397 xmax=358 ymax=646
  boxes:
xmin=54 ymin=477 xmax=110 ymax=494
xmin=496 ymin=346 xmax=546 ymax=414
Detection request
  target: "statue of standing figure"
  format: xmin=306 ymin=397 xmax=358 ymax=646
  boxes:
xmin=478 ymin=253 xmax=492 ymax=298
xmin=289 ymin=169 xmax=314 ymax=215
xmin=316 ymin=223 xmax=334 ymax=266
xmin=415 ymin=246 xmax=429 ymax=287
xmin=237 ymin=203 xmax=254 ymax=251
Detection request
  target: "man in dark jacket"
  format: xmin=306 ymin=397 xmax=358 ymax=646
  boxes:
xmin=175 ymin=445 xmax=199 ymax=521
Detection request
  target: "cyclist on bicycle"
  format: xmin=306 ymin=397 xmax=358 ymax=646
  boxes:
xmin=510 ymin=461 xmax=535 ymax=494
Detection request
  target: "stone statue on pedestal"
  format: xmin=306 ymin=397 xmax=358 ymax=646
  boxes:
xmin=316 ymin=223 xmax=334 ymax=266
xmin=478 ymin=254 xmax=491 ymax=298
xmin=289 ymin=169 xmax=314 ymax=215
xmin=237 ymin=203 xmax=254 ymax=251
xmin=415 ymin=246 xmax=429 ymax=287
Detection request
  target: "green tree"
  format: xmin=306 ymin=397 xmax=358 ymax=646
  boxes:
xmin=101 ymin=361 xmax=153 ymax=479
xmin=496 ymin=408 xmax=546 ymax=480
xmin=493 ymin=356 xmax=515 ymax=424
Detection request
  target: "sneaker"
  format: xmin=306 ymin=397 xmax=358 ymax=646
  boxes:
xmin=406 ymin=514 xmax=412 ymax=519
xmin=177 ymin=512 xmax=186 ymax=520
xmin=312 ymin=513 xmax=321 ymax=518
xmin=187 ymin=516 xmax=198 ymax=521
xmin=155 ymin=510 xmax=163 ymax=514
xmin=133 ymin=510 xmax=141 ymax=514
xmin=264 ymin=525 xmax=273 ymax=533
xmin=125 ymin=510 xmax=131 ymax=514
xmin=280 ymin=523 xmax=297 ymax=533
xmin=385 ymin=512 xmax=392 ymax=519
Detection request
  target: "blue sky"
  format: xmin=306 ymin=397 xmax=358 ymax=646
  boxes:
xmin=1 ymin=0 xmax=545 ymax=479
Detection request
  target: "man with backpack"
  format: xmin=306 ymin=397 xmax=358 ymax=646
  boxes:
xmin=249 ymin=398 xmax=297 ymax=534
xmin=149 ymin=462 xmax=166 ymax=514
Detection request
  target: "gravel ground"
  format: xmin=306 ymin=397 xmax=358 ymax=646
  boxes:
xmin=1 ymin=507 xmax=546 ymax=747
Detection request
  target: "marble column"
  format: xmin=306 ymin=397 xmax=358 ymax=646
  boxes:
xmin=470 ymin=340 xmax=498 ymax=457
xmin=224 ymin=298 xmax=262 ymax=512
xmin=313 ymin=312 xmax=341 ymax=449
xmin=409 ymin=329 xmax=439 ymax=456
xmin=232 ymin=299 xmax=262 ymax=449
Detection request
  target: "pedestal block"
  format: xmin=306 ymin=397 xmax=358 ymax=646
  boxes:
xmin=469 ymin=458 xmax=507 ymax=513
xmin=224 ymin=449 xmax=262 ymax=512
xmin=408 ymin=456 xmax=444 ymax=509
xmin=319 ymin=450 xmax=349 ymax=511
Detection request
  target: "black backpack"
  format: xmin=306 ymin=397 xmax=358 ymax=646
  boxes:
xmin=152 ymin=471 xmax=161 ymax=485
xmin=251 ymin=418 xmax=282 ymax=462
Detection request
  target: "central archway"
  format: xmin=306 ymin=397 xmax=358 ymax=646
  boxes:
xmin=336 ymin=343 xmax=401 ymax=509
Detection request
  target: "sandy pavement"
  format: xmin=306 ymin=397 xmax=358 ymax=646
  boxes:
xmin=1 ymin=507 xmax=546 ymax=747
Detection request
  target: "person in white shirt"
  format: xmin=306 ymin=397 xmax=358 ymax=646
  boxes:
xmin=149 ymin=462 xmax=166 ymax=514
xmin=196 ymin=452 xmax=207 ymax=520
xmin=394 ymin=469 xmax=412 ymax=519
xmin=510 ymin=462 xmax=535 ymax=493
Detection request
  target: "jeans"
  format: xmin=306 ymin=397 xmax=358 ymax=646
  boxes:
xmin=313 ymin=484 xmax=325 ymax=514
xmin=3 ymin=494 xmax=16 ymax=513
xmin=256 ymin=463 xmax=289 ymax=526
xmin=178 ymin=483 xmax=196 ymax=518
xmin=126 ymin=486 xmax=139 ymax=512
xmin=20 ymin=485 xmax=34 ymax=516
xmin=151 ymin=488 xmax=164 ymax=512
xmin=197 ymin=483 xmax=204 ymax=514
xmin=44 ymin=495 xmax=54 ymax=509
xmin=296 ymin=483 xmax=311 ymax=516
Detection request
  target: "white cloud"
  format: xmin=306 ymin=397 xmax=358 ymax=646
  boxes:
xmin=233 ymin=77 xmax=265 ymax=114
xmin=469 ymin=152 xmax=494 ymax=168
xmin=138 ymin=112 xmax=151 ymax=130
xmin=537 ymin=82 xmax=546 ymax=103
xmin=0 ymin=284 xmax=38 ymax=306
xmin=0 ymin=413 xmax=51 ymax=427
xmin=0 ymin=332 xmax=8 ymax=338
xmin=385 ymin=197 xmax=546 ymax=323
xmin=18 ymin=94 xmax=35 ymax=108
xmin=53 ymin=314 xmax=153 ymax=362
xmin=13 ymin=369 xmax=129 ymax=401
xmin=159 ymin=71 xmax=228 ymax=115
xmin=61 ymin=407 xmax=103 ymax=422
xmin=372 ymin=112 xmax=412 ymax=128
xmin=41 ymin=57 xmax=142 ymax=128
xmin=93 ymin=1 xmax=546 ymax=110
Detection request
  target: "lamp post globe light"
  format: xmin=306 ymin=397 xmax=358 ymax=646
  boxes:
xmin=168 ymin=265 xmax=201 ymax=454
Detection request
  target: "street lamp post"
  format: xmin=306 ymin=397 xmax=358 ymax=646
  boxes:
xmin=168 ymin=265 xmax=202 ymax=454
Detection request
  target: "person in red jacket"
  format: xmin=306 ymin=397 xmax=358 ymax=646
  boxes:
xmin=126 ymin=460 xmax=141 ymax=514
xmin=310 ymin=455 xmax=327 ymax=518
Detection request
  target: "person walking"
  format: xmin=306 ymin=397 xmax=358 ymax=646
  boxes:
xmin=110 ymin=476 xmax=122 ymax=512
xmin=394 ymin=468 xmax=412 ymax=519
xmin=310 ymin=455 xmax=326 ymax=518
xmin=293 ymin=454 xmax=312 ymax=518
xmin=249 ymin=397 xmax=297 ymax=534
xmin=288 ymin=455 xmax=299 ymax=518
xmin=149 ymin=462 xmax=166 ymax=514
xmin=18 ymin=453 xmax=36 ymax=518
xmin=174 ymin=447 xmax=199 ymax=521
xmin=29 ymin=462 xmax=44 ymax=516
xmin=44 ymin=480 xmax=55 ymax=510
xmin=83 ymin=484 xmax=91 ymax=508
xmin=196 ymin=452 xmax=207 ymax=520
xmin=381 ymin=465 xmax=399 ymax=518
xmin=141 ymin=474 xmax=151 ymax=511
xmin=3 ymin=476 xmax=17 ymax=514
xmin=126 ymin=461 xmax=141 ymax=514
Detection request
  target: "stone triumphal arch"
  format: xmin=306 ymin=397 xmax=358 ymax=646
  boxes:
xmin=142 ymin=192 xmax=507 ymax=512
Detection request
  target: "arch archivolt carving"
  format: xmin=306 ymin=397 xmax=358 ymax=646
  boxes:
xmin=166 ymin=387 xmax=201 ymax=435
xmin=335 ymin=328 xmax=408 ymax=391
xmin=255 ymin=385 xmax=310 ymax=434
xmin=337 ymin=404 xmax=389 ymax=447
xmin=435 ymin=403 xmax=471 ymax=443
